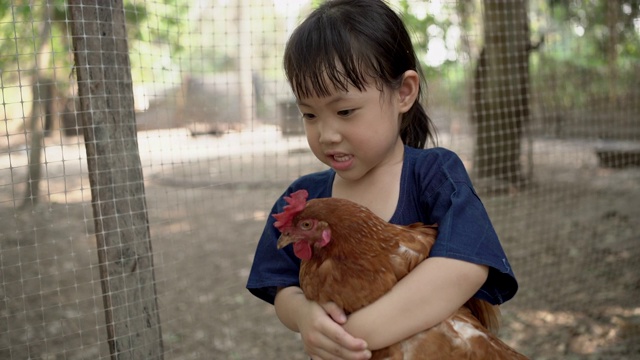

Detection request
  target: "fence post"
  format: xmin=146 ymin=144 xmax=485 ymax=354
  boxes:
xmin=67 ymin=1 xmax=164 ymax=359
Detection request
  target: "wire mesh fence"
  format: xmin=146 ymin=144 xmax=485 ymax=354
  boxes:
xmin=1 ymin=0 xmax=639 ymax=359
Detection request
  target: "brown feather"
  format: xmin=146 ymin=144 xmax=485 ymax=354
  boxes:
xmin=277 ymin=195 xmax=527 ymax=359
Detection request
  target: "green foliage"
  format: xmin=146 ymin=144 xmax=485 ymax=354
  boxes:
xmin=123 ymin=2 xmax=149 ymax=41
xmin=396 ymin=0 xmax=640 ymax=110
xmin=396 ymin=0 xmax=473 ymax=107
xmin=547 ymin=0 xmax=640 ymax=62
xmin=126 ymin=1 xmax=187 ymax=54
xmin=123 ymin=0 xmax=190 ymax=83
xmin=0 ymin=0 xmax=195 ymax=86
xmin=1 ymin=0 xmax=636 ymax=112
xmin=532 ymin=0 xmax=640 ymax=109
xmin=0 ymin=3 xmax=39 ymax=77
xmin=399 ymin=0 xmax=443 ymax=52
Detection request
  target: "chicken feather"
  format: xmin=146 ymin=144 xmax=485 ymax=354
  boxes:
xmin=275 ymin=190 xmax=528 ymax=359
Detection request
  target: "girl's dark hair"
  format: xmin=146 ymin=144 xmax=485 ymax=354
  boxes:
xmin=283 ymin=0 xmax=436 ymax=149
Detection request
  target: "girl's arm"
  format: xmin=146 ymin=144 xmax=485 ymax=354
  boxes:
xmin=343 ymin=257 xmax=489 ymax=350
xmin=274 ymin=286 xmax=372 ymax=360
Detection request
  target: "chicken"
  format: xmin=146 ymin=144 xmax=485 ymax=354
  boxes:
xmin=275 ymin=189 xmax=528 ymax=360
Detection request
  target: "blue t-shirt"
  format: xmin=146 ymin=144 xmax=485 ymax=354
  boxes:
xmin=246 ymin=146 xmax=518 ymax=306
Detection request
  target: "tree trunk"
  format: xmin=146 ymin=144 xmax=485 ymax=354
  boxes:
xmin=67 ymin=1 xmax=164 ymax=358
xmin=19 ymin=2 xmax=53 ymax=210
xmin=473 ymin=0 xmax=531 ymax=186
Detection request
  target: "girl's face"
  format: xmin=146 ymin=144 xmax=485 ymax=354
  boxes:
xmin=296 ymin=72 xmax=417 ymax=182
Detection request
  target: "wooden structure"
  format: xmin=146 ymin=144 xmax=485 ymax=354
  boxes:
xmin=67 ymin=1 xmax=164 ymax=358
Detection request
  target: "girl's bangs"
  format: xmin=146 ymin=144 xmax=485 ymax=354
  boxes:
xmin=285 ymin=25 xmax=374 ymax=99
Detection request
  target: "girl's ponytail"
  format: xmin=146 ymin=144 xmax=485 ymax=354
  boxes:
xmin=401 ymin=100 xmax=436 ymax=149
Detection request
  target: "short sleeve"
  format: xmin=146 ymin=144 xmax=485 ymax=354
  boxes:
xmin=419 ymin=149 xmax=518 ymax=304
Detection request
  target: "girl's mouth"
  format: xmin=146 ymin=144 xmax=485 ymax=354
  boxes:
xmin=328 ymin=153 xmax=354 ymax=171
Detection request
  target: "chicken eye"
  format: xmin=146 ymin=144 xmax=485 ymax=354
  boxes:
xmin=299 ymin=220 xmax=313 ymax=230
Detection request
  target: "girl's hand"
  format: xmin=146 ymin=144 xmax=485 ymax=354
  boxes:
xmin=297 ymin=301 xmax=372 ymax=360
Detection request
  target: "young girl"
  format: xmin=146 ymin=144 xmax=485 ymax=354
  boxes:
xmin=247 ymin=0 xmax=518 ymax=359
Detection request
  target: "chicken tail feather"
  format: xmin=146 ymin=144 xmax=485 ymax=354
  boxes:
xmin=464 ymin=298 xmax=501 ymax=334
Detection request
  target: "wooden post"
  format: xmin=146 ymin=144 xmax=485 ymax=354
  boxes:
xmin=67 ymin=1 xmax=164 ymax=359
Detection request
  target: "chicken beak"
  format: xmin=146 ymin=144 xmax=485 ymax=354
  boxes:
xmin=277 ymin=233 xmax=296 ymax=249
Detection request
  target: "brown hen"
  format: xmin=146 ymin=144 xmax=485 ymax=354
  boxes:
xmin=275 ymin=189 xmax=528 ymax=359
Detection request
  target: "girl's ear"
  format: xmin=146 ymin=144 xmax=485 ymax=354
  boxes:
xmin=398 ymin=70 xmax=420 ymax=113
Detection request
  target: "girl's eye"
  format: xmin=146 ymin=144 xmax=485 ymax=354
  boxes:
xmin=302 ymin=113 xmax=316 ymax=120
xmin=337 ymin=109 xmax=353 ymax=117
xmin=300 ymin=220 xmax=313 ymax=230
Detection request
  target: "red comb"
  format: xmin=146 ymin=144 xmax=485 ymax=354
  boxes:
xmin=273 ymin=189 xmax=309 ymax=231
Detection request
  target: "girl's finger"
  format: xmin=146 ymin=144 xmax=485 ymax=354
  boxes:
xmin=321 ymin=302 xmax=347 ymax=324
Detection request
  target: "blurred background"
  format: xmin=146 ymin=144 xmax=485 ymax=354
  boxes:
xmin=0 ymin=0 xmax=639 ymax=359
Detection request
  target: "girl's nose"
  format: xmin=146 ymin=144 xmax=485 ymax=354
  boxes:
xmin=318 ymin=120 xmax=341 ymax=144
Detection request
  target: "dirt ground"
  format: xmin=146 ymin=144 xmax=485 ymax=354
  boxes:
xmin=1 ymin=125 xmax=639 ymax=359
